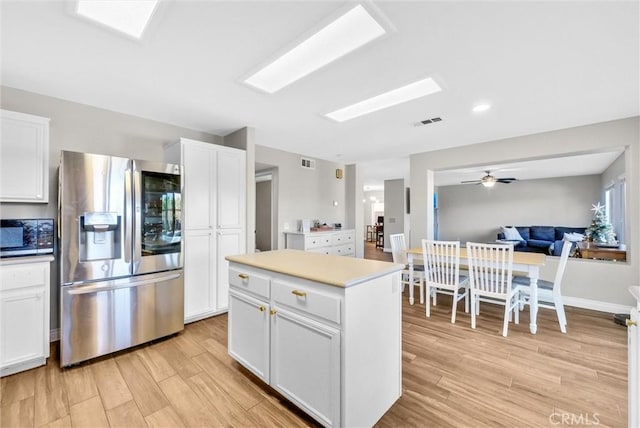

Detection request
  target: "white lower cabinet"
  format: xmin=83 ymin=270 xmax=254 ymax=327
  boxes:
xmin=0 ymin=256 xmax=53 ymax=377
xmin=228 ymin=290 xmax=270 ymax=382
xmin=629 ymin=287 xmax=639 ymax=428
xmin=271 ymin=308 xmax=340 ymax=427
xmin=183 ymin=229 xmax=215 ymax=322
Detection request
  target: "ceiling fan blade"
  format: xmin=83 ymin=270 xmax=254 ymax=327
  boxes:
xmin=460 ymin=180 xmax=481 ymax=184
xmin=496 ymin=178 xmax=516 ymax=183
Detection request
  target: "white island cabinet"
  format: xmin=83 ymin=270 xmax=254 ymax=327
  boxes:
xmin=227 ymin=250 xmax=403 ymax=428
xmin=0 ymin=255 xmax=54 ymax=376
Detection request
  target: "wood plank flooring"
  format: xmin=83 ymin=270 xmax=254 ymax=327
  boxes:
xmin=1 ymin=243 xmax=628 ymax=427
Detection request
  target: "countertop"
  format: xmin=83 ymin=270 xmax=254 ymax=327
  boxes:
xmin=0 ymin=255 xmax=54 ymax=265
xmin=226 ymin=249 xmax=403 ymax=288
xmin=284 ymin=229 xmax=353 ymax=235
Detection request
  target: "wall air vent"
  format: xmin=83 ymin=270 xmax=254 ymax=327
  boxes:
xmin=413 ymin=117 xmax=443 ymax=127
xmin=300 ymin=157 xmax=316 ymax=170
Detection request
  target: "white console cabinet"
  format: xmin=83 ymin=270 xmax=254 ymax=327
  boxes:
xmin=629 ymin=286 xmax=640 ymax=428
xmin=284 ymin=230 xmax=355 ymax=256
xmin=227 ymin=250 xmax=402 ymax=428
xmin=0 ymin=255 xmax=53 ymax=376
xmin=0 ymin=109 xmax=50 ymax=203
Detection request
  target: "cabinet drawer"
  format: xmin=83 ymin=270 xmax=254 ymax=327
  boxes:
xmin=0 ymin=264 xmax=48 ymax=292
xmin=308 ymin=247 xmax=331 ymax=255
xmin=272 ymin=281 xmax=341 ymax=324
xmin=305 ymin=235 xmax=331 ymax=249
xmin=333 ymin=243 xmax=354 ymax=257
xmin=331 ymin=231 xmax=354 ymax=246
xmin=229 ymin=267 xmax=270 ymax=299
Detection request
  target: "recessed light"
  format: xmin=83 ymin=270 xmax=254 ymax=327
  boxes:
xmin=472 ymin=103 xmax=491 ymax=113
xmin=326 ymin=77 xmax=442 ymax=122
xmin=76 ymin=0 xmax=158 ymax=39
xmin=244 ymin=4 xmax=386 ymax=93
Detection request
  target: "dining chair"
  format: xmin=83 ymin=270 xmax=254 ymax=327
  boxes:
xmin=422 ymin=239 xmax=469 ymax=323
xmin=513 ymin=240 xmax=571 ymax=333
xmin=467 ymin=242 xmax=524 ymax=337
xmin=389 ymin=233 xmax=425 ymax=304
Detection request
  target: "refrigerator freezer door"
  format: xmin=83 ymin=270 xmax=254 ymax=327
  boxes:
xmin=132 ymin=160 xmax=183 ymax=275
xmin=59 ymin=151 xmax=132 ymax=285
xmin=60 ymin=270 xmax=184 ymax=366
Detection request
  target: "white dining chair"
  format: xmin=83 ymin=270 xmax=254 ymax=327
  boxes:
xmin=422 ymin=239 xmax=469 ymax=323
xmin=467 ymin=242 xmax=524 ymax=337
xmin=389 ymin=233 xmax=425 ymax=304
xmin=513 ymin=240 xmax=571 ymax=333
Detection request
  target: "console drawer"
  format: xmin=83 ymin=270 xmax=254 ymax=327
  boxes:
xmin=272 ymin=280 xmax=341 ymax=324
xmin=331 ymin=231 xmax=354 ymax=246
xmin=305 ymin=235 xmax=332 ymax=249
xmin=229 ymin=266 xmax=270 ymax=299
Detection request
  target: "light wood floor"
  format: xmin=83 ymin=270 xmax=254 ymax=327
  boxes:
xmin=1 ymin=245 xmax=628 ymax=427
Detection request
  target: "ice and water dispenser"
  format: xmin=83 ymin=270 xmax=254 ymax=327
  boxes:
xmin=79 ymin=212 xmax=121 ymax=261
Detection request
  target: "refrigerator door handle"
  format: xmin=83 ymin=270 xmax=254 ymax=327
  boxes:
xmin=67 ymin=272 xmax=181 ymax=295
xmin=124 ymin=165 xmax=133 ymax=263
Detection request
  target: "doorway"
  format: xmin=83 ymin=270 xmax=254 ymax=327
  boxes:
xmin=255 ymin=168 xmax=277 ymax=251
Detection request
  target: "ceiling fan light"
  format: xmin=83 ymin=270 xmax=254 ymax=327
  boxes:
xmin=482 ymin=180 xmax=496 ymax=188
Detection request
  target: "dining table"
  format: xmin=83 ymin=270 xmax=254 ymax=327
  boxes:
xmin=406 ymin=246 xmax=547 ymax=334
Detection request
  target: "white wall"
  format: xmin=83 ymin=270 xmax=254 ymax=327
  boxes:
xmin=345 ymin=164 xmax=364 ymax=258
xmin=410 ymin=116 xmax=639 ymax=308
xmin=0 ymin=86 xmax=225 ymax=330
xmin=255 ymin=145 xmax=346 ymax=250
xmin=437 ymin=175 xmax=599 ymax=243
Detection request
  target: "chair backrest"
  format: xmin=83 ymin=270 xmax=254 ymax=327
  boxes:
xmin=552 ymin=240 xmax=572 ymax=294
xmin=422 ymin=239 xmax=461 ymax=287
xmin=466 ymin=242 xmax=514 ymax=296
xmin=389 ymin=233 xmax=408 ymax=265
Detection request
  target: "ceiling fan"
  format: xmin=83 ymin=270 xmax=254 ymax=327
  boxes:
xmin=461 ymin=171 xmax=517 ymax=187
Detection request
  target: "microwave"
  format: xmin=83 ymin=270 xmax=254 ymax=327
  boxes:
xmin=0 ymin=219 xmax=54 ymax=257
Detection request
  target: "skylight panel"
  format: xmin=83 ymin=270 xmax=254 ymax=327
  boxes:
xmin=244 ymin=4 xmax=387 ymax=94
xmin=76 ymin=0 xmax=158 ymax=39
xmin=325 ymin=77 xmax=442 ymax=122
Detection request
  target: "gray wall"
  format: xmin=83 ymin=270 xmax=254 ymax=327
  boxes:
xmin=601 ymin=152 xmax=625 ymax=189
xmin=410 ymin=116 xmax=639 ymax=307
xmin=0 ymin=86 xmax=224 ymax=330
xmin=255 ymin=180 xmax=272 ymax=251
xmin=383 ymin=179 xmax=405 ymax=251
xmin=345 ymin=164 xmax=364 ymax=258
xmin=255 ymin=145 xmax=346 ymax=250
xmin=437 ymin=175 xmax=599 ymax=243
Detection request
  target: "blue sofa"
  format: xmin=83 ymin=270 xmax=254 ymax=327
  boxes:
xmin=497 ymin=226 xmax=587 ymax=255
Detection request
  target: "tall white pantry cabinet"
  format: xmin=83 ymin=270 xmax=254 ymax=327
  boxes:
xmin=166 ymin=138 xmax=246 ymax=323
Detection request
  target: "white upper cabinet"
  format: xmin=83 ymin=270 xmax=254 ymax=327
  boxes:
xmin=0 ymin=110 xmax=50 ymax=203
xmin=217 ymin=148 xmax=246 ymax=229
xmin=182 ymin=141 xmax=216 ymax=230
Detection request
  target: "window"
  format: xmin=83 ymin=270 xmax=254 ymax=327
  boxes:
xmin=604 ymin=176 xmax=626 ymax=244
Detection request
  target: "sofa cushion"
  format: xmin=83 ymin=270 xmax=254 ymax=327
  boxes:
xmin=501 ymin=226 xmax=524 ymax=241
xmin=530 ymin=226 xmax=555 ymax=242
xmin=528 ymin=239 xmax=553 ymax=249
xmin=554 ymin=226 xmax=587 ymax=241
xmin=515 ymin=227 xmax=530 ymax=241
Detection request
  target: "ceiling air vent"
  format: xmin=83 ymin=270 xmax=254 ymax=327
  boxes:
xmin=300 ymin=157 xmax=316 ymax=170
xmin=413 ymin=117 xmax=443 ymax=127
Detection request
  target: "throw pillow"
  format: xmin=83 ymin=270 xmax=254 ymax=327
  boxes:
xmin=501 ymin=226 xmax=524 ymax=241
xmin=563 ymin=232 xmax=585 ymax=242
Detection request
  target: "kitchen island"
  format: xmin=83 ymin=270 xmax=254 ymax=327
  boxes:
xmin=226 ymin=250 xmax=403 ymax=428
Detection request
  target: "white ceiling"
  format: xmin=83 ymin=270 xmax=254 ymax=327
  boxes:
xmin=1 ymin=1 xmax=638 ymax=189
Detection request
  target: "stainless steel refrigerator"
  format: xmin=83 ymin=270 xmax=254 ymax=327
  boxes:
xmin=59 ymin=150 xmax=184 ymax=366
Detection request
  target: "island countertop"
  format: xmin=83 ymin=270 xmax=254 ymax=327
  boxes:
xmin=226 ymin=249 xmax=403 ymax=288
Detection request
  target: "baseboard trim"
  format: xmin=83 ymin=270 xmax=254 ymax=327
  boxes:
xmin=50 ymin=328 xmax=60 ymax=342
xmin=563 ymin=296 xmax=632 ymax=314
